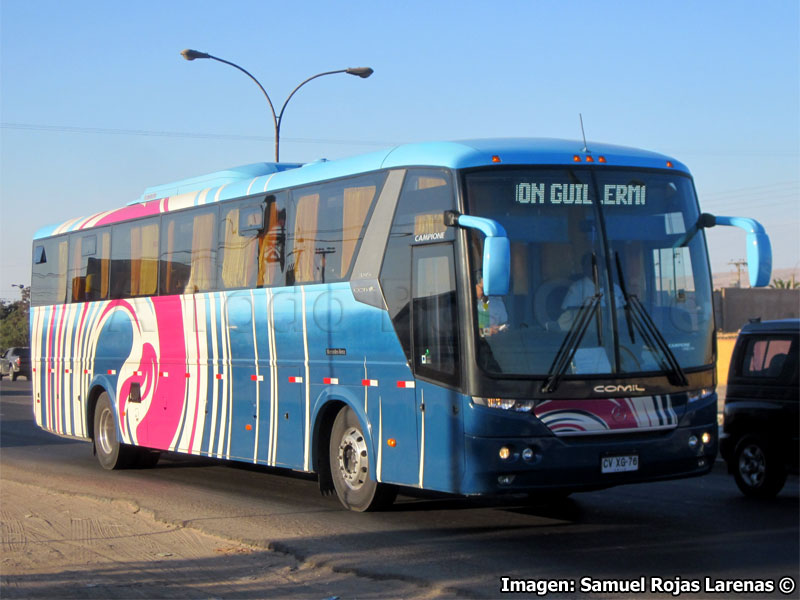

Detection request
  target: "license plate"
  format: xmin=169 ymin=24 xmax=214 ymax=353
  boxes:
xmin=601 ymin=454 xmax=639 ymax=473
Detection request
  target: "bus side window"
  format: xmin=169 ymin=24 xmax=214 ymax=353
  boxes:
xmin=218 ymin=195 xmax=287 ymax=290
xmin=111 ymin=218 xmax=160 ymax=298
xmin=341 ymin=182 xmax=379 ymax=277
xmin=67 ymin=232 xmax=110 ymax=303
xmin=160 ymin=208 xmax=217 ymax=295
xmin=287 ymin=173 xmax=385 ymax=285
xmin=31 ymin=237 xmax=68 ymax=306
xmin=257 ymin=196 xmax=287 ymax=287
xmin=291 ymin=191 xmax=323 ymax=284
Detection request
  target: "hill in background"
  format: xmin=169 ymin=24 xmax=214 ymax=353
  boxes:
xmin=712 ymin=266 xmax=798 ymax=290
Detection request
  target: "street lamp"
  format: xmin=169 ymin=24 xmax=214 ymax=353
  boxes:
xmin=180 ymin=49 xmax=373 ymax=162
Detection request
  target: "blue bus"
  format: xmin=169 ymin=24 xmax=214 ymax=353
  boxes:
xmin=30 ymin=138 xmax=771 ymax=510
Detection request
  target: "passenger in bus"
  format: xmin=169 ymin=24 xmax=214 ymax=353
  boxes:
xmin=476 ymin=277 xmax=508 ymax=337
xmin=559 ymin=252 xmax=625 ymax=331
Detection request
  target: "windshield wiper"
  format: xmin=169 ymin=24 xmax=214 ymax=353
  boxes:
xmin=614 ymin=252 xmax=636 ymax=343
xmin=614 ymin=252 xmax=686 ymax=386
xmin=625 ymin=295 xmax=689 ymax=387
xmin=591 ymin=253 xmax=603 ymax=346
xmin=541 ymin=292 xmax=602 ymax=394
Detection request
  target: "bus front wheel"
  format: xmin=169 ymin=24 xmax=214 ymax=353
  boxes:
xmin=329 ymin=406 xmax=396 ymax=511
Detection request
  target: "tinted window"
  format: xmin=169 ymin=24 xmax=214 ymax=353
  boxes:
xmin=160 ymin=208 xmax=218 ymax=295
xmin=31 ymin=237 xmax=68 ymax=306
xmin=287 ymin=173 xmax=386 ymax=285
xmin=218 ymin=194 xmax=287 ymax=290
xmin=69 ymin=231 xmax=110 ymax=302
xmin=412 ymin=244 xmax=459 ymax=384
xmin=740 ymin=336 xmax=795 ymax=379
xmin=110 ymin=218 xmax=160 ymax=298
xmin=464 ymin=168 xmax=714 ymax=376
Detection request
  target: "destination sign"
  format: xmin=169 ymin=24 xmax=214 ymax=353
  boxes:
xmin=515 ymin=183 xmax=646 ymax=206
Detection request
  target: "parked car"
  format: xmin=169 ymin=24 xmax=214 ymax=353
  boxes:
xmin=0 ymin=346 xmax=31 ymax=381
xmin=720 ymin=319 xmax=799 ymax=498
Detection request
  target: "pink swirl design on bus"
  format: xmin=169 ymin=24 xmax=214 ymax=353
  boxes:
xmin=99 ymin=297 xmax=188 ymax=449
xmin=91 ymin=198 xmax=167 ymax=228
xmin=142 ymin=295 xmax=188 ymax=449
xmin=535 ymin=397 xmax=677 ymax=436
xmin=117 ymin=342 xmax=158 ymax=437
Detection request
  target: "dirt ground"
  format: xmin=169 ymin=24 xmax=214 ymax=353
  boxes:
xmin=0 ymin=476 xmax=438 ymax=599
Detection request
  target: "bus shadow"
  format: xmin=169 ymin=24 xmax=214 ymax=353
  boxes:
xmin=0 ymin=419 xmax=85 ymax=448
xmin=390 ymin=488 xmax=584 ymax=519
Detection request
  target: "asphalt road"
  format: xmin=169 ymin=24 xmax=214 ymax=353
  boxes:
xmin=2 ymin=379 xmax=798 ymax=598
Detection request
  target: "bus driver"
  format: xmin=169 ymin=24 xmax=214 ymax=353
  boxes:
xmin=476 ymin=277 xmax=509 ymax=337
xmin=559 ymin=252 xmax=625 ymax=331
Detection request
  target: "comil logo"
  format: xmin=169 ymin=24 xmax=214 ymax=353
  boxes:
xmin=593 ymin=384 xmax=647 ymax=394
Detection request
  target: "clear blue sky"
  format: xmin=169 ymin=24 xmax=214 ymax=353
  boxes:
xmin=1 ymin=0 xmax=798 ymax=301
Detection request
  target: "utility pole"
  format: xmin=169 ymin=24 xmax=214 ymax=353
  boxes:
xmin=728 ymin=259 xmax=747 ymax=288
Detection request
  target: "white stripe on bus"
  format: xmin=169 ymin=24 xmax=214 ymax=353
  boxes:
xmin=418 ymin=389 xmax=425 ymax=489
xmin=302 ymin=286 xmax=311 ymax=471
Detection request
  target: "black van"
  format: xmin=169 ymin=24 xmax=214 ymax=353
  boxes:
xmin=720 ymin=319 xmax=799 ymax=498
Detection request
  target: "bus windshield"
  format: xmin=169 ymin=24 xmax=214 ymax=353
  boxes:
xmin=464 ymin=167 xmax=714 ymax=378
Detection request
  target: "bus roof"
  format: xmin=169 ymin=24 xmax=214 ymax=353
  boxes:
xmin=34 ymin=138 xmax=690 ymax=239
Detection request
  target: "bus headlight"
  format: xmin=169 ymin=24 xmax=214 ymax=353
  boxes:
xmin=473 ymin=397 xmax=535 ymax=412
xmin=687 ymin=388 xmax=714 ymax=403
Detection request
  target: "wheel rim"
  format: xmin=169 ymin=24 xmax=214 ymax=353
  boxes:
xmin=97 ymin=407 xmax=116 ymax=456
xmin=337 ymin=426 xmax=368 ymax=491
xmin=738 ymin=443 xmax=766 ymax=488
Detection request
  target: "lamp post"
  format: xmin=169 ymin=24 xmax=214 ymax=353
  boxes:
xmin=181 ymin=49 xmax=372 ymax=162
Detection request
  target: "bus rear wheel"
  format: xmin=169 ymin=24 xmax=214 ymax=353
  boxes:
xmin=329 ymin=406 xmax=396 ymax=511
xmin=93 ymin=392 xmax=137 ymax=470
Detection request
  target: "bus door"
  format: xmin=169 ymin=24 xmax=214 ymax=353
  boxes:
xmin=268 ymin=287 xmax=306 ymax=469
xmin=411 ymin=243 xmax=463 ymax=491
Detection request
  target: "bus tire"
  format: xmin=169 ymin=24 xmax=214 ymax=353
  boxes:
xmin=93 ymin=392 xmax=135 ymax=470
xmin=733 ymin=434 xmax=786 ymax=499
xmin=329 ymin=405 xmax=396 ymax=512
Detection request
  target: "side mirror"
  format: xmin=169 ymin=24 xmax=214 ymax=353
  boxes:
xmin=709 ymin=215 xmax=772 ymax=287
xmin=445 ymin=212 xmax=510 ymax=295
xmin=697 ymin=212 xmax=717 ymax=229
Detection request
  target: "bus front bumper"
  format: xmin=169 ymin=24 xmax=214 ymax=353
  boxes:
xmin=460 ymin=423 xmax=717 ymax=495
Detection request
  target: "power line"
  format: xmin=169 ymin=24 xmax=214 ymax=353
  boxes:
xmin=0 ymin=122 xmax=399 ymax=148
xmin=701 ymin=189 xmax=799 ymax=204
xmin=701 ymin=195 xmax=800 ymax=210
xmin=700 ymin=181 xmax=798 ymax=198
xmin=4 ymin=121 xmax=799 ymax=207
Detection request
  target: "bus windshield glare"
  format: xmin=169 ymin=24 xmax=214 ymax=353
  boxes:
xmin=464 ymin=167 xmax=714 ymax=378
